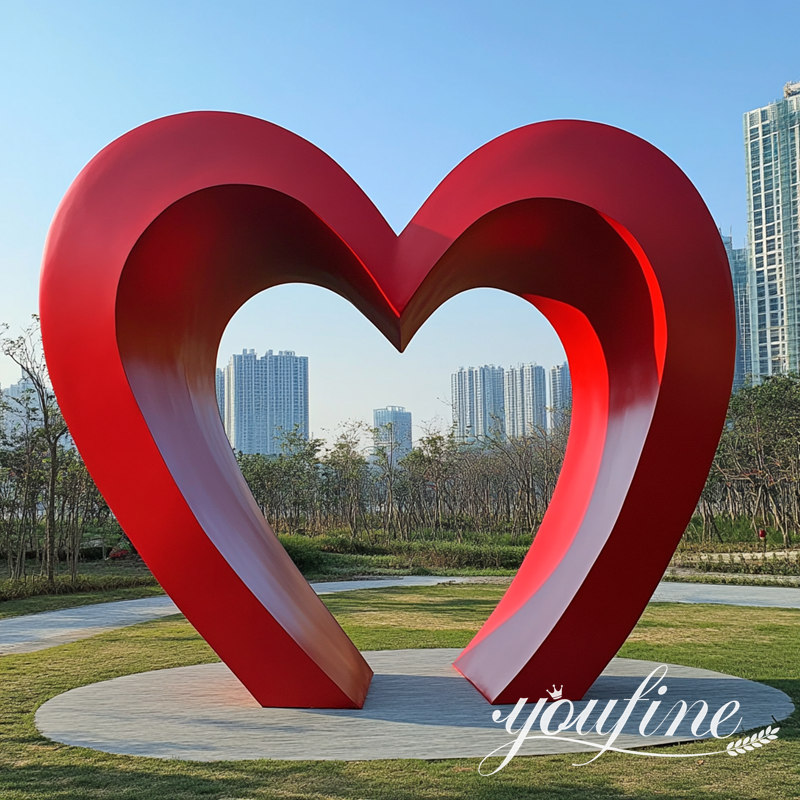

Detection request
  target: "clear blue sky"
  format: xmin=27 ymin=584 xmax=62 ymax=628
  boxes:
xmin=1 ymin=1 xmax=798 ymax=439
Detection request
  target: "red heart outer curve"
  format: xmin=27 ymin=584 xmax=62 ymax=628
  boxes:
xmin=39 ymin=113 xmax=733 ymax=708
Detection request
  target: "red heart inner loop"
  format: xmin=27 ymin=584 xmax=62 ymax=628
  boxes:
xmin=117 ymin=184 xmax=659 ymax=704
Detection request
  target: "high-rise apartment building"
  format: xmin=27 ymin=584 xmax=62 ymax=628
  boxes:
xmin=218 ymin=349 xmax=309 ymax=455
xmin=451 ymin=367 xmax=477 ymax=441
xmin=744 ymin=81 xmax=800 ymax=378
xmin=0 ymin=373 xmax=75 ymax=448
xmin=549 ymin=362 xmax=572 ymax=429
xmin=504 ymin=363 xmax=546 ymax=438
xmin=721 ymin=231 xmax=751 ymax=390
xmin=0 ymin=375 xmax=37 ymax=439
xmin=373 ymin=405 xmax=413 ymax=464
xmin=451 ymin=365 xmax=505 ymax=441
xmin=215 ymin=368 xmax=225 ymax=422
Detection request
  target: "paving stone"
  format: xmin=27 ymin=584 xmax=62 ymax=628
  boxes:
xmin=35 ymin=649 xmax=794 ymax=762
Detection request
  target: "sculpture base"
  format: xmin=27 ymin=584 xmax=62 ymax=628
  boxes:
xmin=35 ymin=649 xmax=793 ymax=762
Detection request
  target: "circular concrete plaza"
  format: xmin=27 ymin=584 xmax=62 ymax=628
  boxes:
xmin=35 ymin=648 xmax=793 ymax=763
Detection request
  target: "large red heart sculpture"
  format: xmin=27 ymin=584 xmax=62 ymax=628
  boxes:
xmin=40 ymin=113 xmax=733 ymax=708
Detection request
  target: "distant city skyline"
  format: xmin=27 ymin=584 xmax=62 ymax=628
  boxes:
xmin=212 ymin=334 xmax=571 ymax=449
xmin=451 ymin=361 xmax=570 ymax=443
xmin=2 ymin=6 xmax=798 ymax=437
xmin=214 ymin=286 xmax=567 ymax=442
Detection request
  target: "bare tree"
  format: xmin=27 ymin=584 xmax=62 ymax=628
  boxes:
xmin=1 ymin=317 xmax=69 ymax=583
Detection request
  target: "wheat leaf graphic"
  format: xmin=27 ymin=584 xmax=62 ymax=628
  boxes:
xmin=726 ymin=726 xmax=780 ymax=757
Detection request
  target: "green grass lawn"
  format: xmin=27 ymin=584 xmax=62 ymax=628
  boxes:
xmin=0 ymin=584 xmax=798 ymax=799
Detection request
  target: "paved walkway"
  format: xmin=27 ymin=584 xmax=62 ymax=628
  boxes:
xmin=651 ymin=581 xmax=800 ymax=608
xmin=0 ymin=576 xmax=484 ymax=655
xmin=3 ymin=578 xmax=800 ymax=657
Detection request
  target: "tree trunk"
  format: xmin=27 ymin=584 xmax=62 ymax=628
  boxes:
xmin=45 ymin=440 xmax=58 ymax=584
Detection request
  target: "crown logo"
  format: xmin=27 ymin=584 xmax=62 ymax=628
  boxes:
xmin=547 ymin=684 xmax=563 ymax=700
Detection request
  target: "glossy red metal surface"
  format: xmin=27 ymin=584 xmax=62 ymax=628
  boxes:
xmin=39 ymin=113 xmax=734 ymax=707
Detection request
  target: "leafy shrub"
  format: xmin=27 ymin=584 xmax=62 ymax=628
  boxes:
xmin=277 ymin=534 xmax=332 ymax=574
xmin=0 ymin=574 xmax=158 ymax=602
xmin=691 ymin=553 xmax=800 ymax=576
